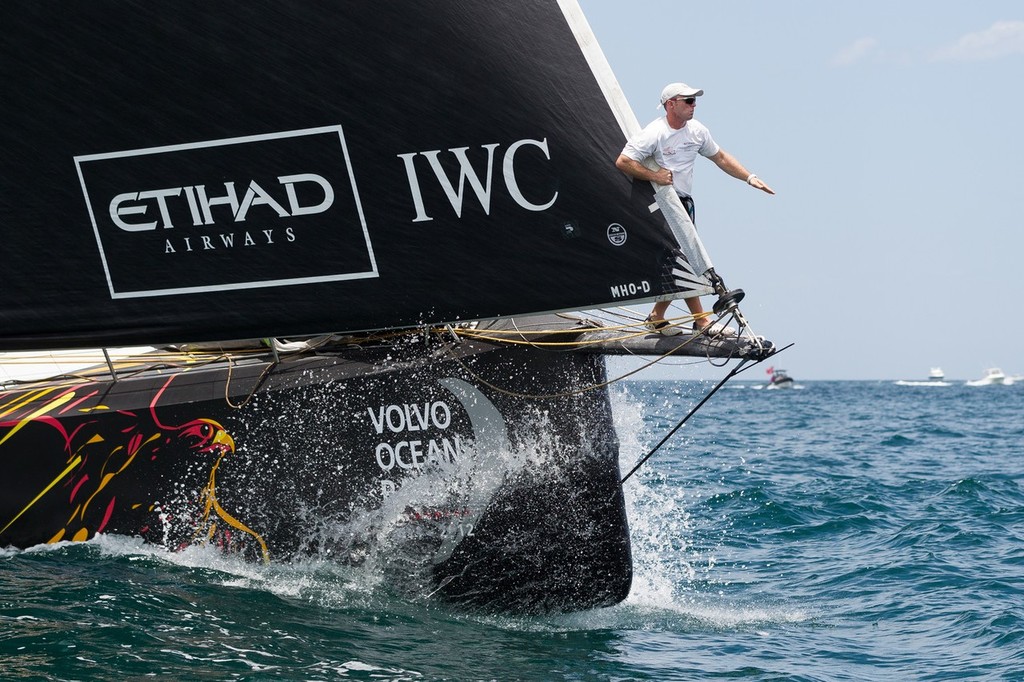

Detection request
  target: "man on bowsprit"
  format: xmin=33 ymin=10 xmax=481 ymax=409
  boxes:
xmin=615 ymin=82 xmax=774 ymax=336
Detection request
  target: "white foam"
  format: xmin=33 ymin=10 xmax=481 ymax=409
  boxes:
xmin=607 ymin=385 xmax=816 ymax=631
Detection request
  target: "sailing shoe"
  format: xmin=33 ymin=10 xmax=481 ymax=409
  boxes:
xmin=644 ymin=316 xmax=682 ymax=336
xmin=696 ymin=322 xmax=737 ymax=338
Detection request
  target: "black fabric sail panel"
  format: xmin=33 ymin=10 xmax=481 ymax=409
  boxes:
xmin=0 ymin=1 xmax=677 ymax=350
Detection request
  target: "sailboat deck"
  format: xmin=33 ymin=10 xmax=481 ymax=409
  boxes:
xmin=0 ymin=313 xmax=772 ymax=398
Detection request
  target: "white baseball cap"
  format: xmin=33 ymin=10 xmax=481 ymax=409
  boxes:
xmin=659 ymin=82 xmax=704 ymax=105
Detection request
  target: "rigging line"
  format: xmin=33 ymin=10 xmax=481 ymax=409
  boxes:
xmin=485 ymin=312 xmax=698 ymax=336
xmin=620 ymin=360 xmax=749 ymax=485
xmin=0 ymin=351 xmax=254 ymax=390
xmin=451 ymin=312 xmax=707 ymax=347
xmin=224 ymin=353 xmax=277 ymax=410
xmin=696 ymin=310 xmax=745 ymax=368
xmin=596 ymin=304 xmax=699 ymax=324
xmin=503 ymin=316 xmax=613 ymax=354
xmin=459 ymin=314 xmax=653 ymax=337
xmin=498 ymin=316 xmax=637 ymax=352
xmin=441 ymin=330 xmax=706 ymax=400
xmin=732 ymin=343 xmax=795 ymax=376
xmin=452 ymin=327 xmax=661 ymax=348
xmin=457 ymin=326 xmax=604 ymax=339
xmin=619 ymin=342 xmax=794 ymax=484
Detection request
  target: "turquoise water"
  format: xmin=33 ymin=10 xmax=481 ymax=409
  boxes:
xmin=2 ymin=380 xmax=1022 ymax=680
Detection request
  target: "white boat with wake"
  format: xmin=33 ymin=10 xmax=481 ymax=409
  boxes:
xmin=966 ymin=368 xmax=1014 ymax=386
xmin=894 ymin=367 xmax=951 ymax=387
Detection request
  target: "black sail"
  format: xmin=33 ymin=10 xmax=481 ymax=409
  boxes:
xmin=0 ymin=1 xmax=682 ymax=350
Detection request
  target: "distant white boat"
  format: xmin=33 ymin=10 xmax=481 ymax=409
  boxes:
xmin=965 ymin=368 xmax=1014 ymax=386
xmin=894 ymin=367 xmax=951 ymax=387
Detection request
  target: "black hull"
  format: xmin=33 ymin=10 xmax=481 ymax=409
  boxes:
xmin=0 ymin=331 xmax=631 ymax=614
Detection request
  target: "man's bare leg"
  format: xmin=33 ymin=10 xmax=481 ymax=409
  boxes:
xmin=648 ymin=298 xmax=708 ymax=329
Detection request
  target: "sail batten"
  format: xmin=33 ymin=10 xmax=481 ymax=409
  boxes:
xmin=1 ymin=1 xmax=702 ymax=351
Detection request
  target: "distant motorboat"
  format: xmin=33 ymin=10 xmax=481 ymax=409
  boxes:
xmin=966 ymin=368 xmax=1014 ymax=386
xmin=894 ymin=367 xmax=952 ymax=387
xmin=766 ymin=367 xmax=795 ymax=389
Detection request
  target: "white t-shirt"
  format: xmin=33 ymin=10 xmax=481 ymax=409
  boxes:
xmin=620 ymin=117 xmax=720 ymax=198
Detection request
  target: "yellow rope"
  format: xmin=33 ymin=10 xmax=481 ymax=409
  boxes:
xmin=223 ymin=353 xmax=276 ymax=410
xmin=2 ymin=313 xmax=719 ymax=404
xmin=447 ymin=312 xmax=703 ymax=348
xmin=442 ymin=329 xmax=706 ymax=400
xmin=451 ymin=327 xmax=648 ymax=347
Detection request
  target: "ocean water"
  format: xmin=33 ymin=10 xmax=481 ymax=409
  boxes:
xmin=2 ymin=378 xmax=1022 ymax=681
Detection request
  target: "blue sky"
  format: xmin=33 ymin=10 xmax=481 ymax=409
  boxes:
xmin=579 ymin=1 xmax=1024 ymax=381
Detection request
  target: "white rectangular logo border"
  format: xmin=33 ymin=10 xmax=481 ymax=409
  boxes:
xmin=74 ymin=125 xmax=379 ymax=299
